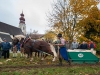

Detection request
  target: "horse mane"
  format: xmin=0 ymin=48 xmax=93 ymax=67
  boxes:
xmin=13 ymin=35 xmax=25 ymax=41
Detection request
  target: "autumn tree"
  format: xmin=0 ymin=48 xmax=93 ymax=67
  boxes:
xmin=78 ymin=6 xmax=100 ymax=42
xmin=44 ymin=31 xmax=56 ymax=42
xmin=48 ymin=0 xmax=98 ymax=47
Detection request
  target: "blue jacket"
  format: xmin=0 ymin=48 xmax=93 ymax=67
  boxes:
xmin=80 ymin=44 xmax=88 ymax=49
xmin=90 ymin=43 xmax=94 ymax=48
xmin=17 ymin=42 xmax=20 ymax=50
xmin=1 ymin=42 xmax=11 ymax=51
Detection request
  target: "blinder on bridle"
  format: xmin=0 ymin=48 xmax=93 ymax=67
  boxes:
xmin=13 ymin=38 xmax=19 ymax=46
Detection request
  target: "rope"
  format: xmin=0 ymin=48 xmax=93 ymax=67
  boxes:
xmin=33 ymin=48 xmax=53 ymax=56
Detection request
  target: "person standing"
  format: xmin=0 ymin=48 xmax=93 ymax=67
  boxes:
xmin=89 ymin=41 xmax=94 ymax=50
xmin=54 ymin=40 xmax=60 ymax=54
xmin=17 ymin=42 xmax=20 ymax=53
xmin=0 ymin=38 xmax=11 ymax=59
xmin=80 ymin=41 xmax=88 ymax=49
xmin=0 ymin=41 xmax=3 ymax=58
xmin=55 ymin=33 xmax=71 ymax=66
xmin=71 ymin=40 xmax=79 ymax=50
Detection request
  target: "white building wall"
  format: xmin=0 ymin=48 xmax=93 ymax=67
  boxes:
xmin=19 ymin=23 xmax=26 ymax=35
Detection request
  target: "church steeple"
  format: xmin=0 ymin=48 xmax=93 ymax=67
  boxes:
xmin=19 ymin=11 xmax=25 ymax=24
xmin=19 ymin=11 xmax=26 ymax=35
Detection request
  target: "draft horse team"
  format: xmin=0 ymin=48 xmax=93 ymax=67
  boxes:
xmin=0 ymin=33 xmax=71 ymax=66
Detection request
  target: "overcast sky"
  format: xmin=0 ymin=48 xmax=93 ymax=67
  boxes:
xmin=0 ymin=0 xmax=100 ymax=34
xmin=0 ymin=0 xmax=55 ymax=34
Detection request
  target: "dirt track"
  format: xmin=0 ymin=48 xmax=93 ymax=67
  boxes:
xmin=0 ymin=63 xmax=100 ymax=72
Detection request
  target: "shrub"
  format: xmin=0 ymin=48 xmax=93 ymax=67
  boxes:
xmin=96 ymin=43 xmax=100 ymax=51
xmin=96 ymin=43 xmax=100 ymax=55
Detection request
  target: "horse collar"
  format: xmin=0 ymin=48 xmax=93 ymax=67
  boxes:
xmin=24 ymin=38 xmax=31 ymax=44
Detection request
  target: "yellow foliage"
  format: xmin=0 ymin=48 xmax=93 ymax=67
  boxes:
xmin=48 ymin=0 xmax=99 ymax=43
xmin=70 ymin=0 xmax=98 ymax=15
xmin=79 ymin=35 xmax=88 ymax=42
xmin=44 ymin=31 xmax=56 ymax=41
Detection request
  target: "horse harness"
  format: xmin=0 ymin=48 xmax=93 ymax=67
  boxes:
xmin=22 ymin=38 xmax=52 ymax=56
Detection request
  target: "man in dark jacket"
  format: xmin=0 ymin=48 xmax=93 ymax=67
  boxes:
xmin=0 ymin=38 xmax=11 ymax=59
xmin=80 ymin=41 xmax=88 ymax=49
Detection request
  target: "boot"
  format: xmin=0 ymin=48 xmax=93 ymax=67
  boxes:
xmin=57 ymin=58 xmax=62 ymax=66
xmin=68 ymin=59 xmax=71 ymax=65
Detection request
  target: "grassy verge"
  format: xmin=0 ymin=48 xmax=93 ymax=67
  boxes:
xmin=0 ymin=53 xmax=100 ymax=75
xmin=1 ymin=66 xmax=100 ymax=75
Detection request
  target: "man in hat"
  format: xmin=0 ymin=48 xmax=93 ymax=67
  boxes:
xmin=0 ymin=38 xmax=11 ymax=59
xmin=55 ymin=33 xmax=71 ymax=66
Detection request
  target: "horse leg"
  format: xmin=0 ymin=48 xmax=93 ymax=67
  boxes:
xmin=12 ymin=47 xmax=17 ymax=58
xmin=34 ymin=52 xmax=40 ymax=58
xmin=22 ymin=49 xmax=25 ymax=57
xmin=12 ymin=48 xmax=15 ymax=58
xmin=41 ymin=54 xmax=48 ymax=60
xmin=24 ymin=53 xmax=28 ymax=58
xmin=20 ymin=48 xmax=23 ymax=57
xmin=20 ymin=47 xmax=24 ymax=57
xmin=52 ymin=56 xmax=57 ymax=61
xmin=35 ymin=52 xmax=37 ymax=57
xmin=41 ymin=53 xmax=44 ymax=60
xmin=44 ymin=54 xmax=48 ymax=58
xmin=40 ymin=52 xmax=43 ymax=57
xmin=15 ymin=49 xmax=17 ymax=57
xmin=30 ymin=56 xmax=33 ymax=61
xmin=37 ymin=52 xmax=40 ymax=57
xmin=29 ymin=51 xmax=33 ymax=62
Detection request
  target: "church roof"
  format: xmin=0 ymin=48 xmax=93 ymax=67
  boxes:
xmin=0 ymin=22 xmax=23 ymax=35
xmin=0 ymin=33 xmax=12 ymax=42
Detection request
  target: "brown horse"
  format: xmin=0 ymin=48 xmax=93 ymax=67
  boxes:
xmin=13 ymin=36 xmax=57 ymax=61
xmin=12 ymin=36 xmax=25 ymax=58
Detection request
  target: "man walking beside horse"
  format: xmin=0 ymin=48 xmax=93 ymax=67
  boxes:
xmin=54 ymin=33 xmax=71 ymax=66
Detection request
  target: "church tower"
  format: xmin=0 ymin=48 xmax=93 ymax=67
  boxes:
xmin=19 ymin=11 xmax=26 ymax=35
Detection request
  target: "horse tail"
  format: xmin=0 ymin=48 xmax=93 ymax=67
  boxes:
xmin=49 ymin=43 xmax=57 ymax=57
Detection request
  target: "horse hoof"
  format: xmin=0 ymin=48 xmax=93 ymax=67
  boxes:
xmin=13 ymin=57 xmax=16 ymax=58
xmin=30 ymin=60 xmax=33 ymax=62
xmin=68 ymin=60 xmax=71 ymax=66
xmin=41 ymin=58 xmax=44 ymax=60
xmin=52 ymin=59 xmax=55 ymax=62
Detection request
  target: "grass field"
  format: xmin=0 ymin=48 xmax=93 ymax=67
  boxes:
xmin=0 ymin=52 xmax=100 ymax=75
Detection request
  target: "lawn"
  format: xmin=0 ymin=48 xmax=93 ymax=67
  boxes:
xmin=0 ymin=52 xmax=100 ymax=75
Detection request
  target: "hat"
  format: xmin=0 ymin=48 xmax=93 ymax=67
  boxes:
xmin=3 ymin=38 xmax=6 ymax=41
xmin=57 ymin=33 xmax=62 ymax=37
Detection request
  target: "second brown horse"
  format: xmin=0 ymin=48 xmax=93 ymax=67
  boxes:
xmin=13 ymin=37 xmax=57 ymax=61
